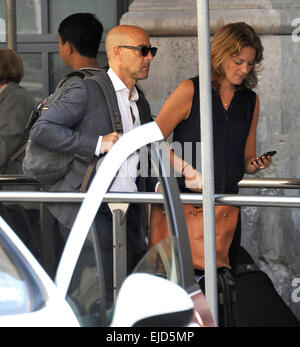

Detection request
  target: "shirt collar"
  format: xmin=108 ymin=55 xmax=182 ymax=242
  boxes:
xmin=107 ymin=68 xmax=139 ymax=102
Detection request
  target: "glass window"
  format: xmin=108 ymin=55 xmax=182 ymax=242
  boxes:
xmin=20 ymin=53 xmax=43 ymax=103
xmin=49 ymin=52 xmax=108 ymax=93
xmin=0 ymin=1 xmax=6 ymax=42
xmin=49 ymin=53 xmax=72 ymax=93
xmin=0 ymin=0 xmax=42 ymax=38
xmin=0 ymin=18 xmax=5 ymax=42
xmin=66 ymin=229 xmax=107 ymax=327
xmin=16 ymin=0 xmax=42 ymax=34
xmin=0 ymin=1 xmax=130 ymax=109
xmin=0 ymin=240 xmax=31 ymax=315
xmin=134 ymin=237 xmax=181 ymax=285
xmin=49 ymin=0 xmax=117 ymax=33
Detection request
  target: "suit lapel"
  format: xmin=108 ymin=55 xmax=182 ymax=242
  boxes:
xmin=137 ymin=96 xmax=152 ymax=125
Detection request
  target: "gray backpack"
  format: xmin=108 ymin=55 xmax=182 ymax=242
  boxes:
xmin=21 ymin=69 xmax=122 ymax=189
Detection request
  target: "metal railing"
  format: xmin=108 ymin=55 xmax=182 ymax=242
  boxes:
xmin=238 ymin=177 xmax=300 ymax=189
xmin=0 ymin=175 xmax=299 ymax=322
xmin=0 ymin=176 xmax=300 ymax=206
xmin=0 ymin=191 xmax=300 ymax=207
xmin=2 ymin=175 xmax=300 ymax=188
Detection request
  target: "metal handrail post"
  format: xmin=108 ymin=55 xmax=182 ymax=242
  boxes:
xmin=109 ymin=204 xmax=129 ymax=301
xmin=197 ymin=0 xmax=218 ymax=325
xmin=6 ymin=0 xmax=17 ymax=50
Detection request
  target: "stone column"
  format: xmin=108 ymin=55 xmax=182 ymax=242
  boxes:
xmin=121 ymin=0 xmax=300 ymax=319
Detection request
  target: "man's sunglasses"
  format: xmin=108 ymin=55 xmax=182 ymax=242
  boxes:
xmin=119 ymin=45 xmax=157 ymax=57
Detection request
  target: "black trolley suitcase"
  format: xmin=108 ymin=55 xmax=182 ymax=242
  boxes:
xmin=195 ymin=267 xmax=237 ymax=327
xmin=234 ymin=247 xmax=300 ymax=327
xmin=195 ymin=247 xmax=300 ymax=327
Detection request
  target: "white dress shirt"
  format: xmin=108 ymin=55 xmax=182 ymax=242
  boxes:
xmin=96 ymin=68 xmax=141 ymax=192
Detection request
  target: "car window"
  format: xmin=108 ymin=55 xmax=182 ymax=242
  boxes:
xmin=65 ymin=228 xmax=107 ymax=327
xmin=134 ymin=236 xmax=181 ymax=285
xmin=0 ymin=241 xmax=31 ymax=315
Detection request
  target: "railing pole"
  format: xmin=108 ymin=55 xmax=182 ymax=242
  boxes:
xmin=197 ymin=0 xmax=218 ymax=325
xmin=109 ymin=203 xmax=129 ymax=301
xmin=0 ymin=191 xmax=300 ymax=207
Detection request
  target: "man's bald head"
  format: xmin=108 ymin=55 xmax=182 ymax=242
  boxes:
xmin=105 ymin=25 xmax=150 ymax=61
xmin=105 ymin=25 xmax=155 ymax=90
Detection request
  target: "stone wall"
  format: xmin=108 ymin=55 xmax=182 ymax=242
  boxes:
xmin=121 ymin=0 xmax=300 ymax=319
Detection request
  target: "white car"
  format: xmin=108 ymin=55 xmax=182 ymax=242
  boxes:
xmin=0 ymin=122 xmax=214 ymax=327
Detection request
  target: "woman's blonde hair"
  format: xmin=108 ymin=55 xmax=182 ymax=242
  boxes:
xmin=0 ymin=49 xmax=24 ymax=84
xmin=211 ymin=22 xmax=263 ymax=90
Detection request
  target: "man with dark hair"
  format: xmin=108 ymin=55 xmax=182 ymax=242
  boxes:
xmin=30 ymin=17 xmax=157 ymax=308
xmin=57 ymin=12 xmax=103 ymax=69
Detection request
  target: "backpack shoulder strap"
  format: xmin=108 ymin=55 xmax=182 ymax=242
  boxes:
xmin=78 ymin=71 xmax=123 ymax=192
xmin=55 ymin=70 xmax=87 ymax=89
xmin=85 ymin=71 xmax=123 ymax=134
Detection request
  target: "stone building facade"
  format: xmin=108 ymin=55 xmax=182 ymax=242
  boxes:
xmin=121 ymin=0 xmax=300 ymax=319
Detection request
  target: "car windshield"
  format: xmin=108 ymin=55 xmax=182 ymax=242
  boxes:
xmin=0 ymin=241 xmax=31 ymax=315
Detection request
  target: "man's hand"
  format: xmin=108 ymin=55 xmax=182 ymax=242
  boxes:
xmin=100 ymin=132 xmax=120 ymax=153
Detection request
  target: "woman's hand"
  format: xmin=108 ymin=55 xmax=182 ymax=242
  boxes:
xmin=246 ymin=153 xmax=272 ymax=173
xmin=183 ymin=165 xmax=202 ymax=192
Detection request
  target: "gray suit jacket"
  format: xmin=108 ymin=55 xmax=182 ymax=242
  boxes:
xmin=0 ymin=82 xmax=36 ymax=173
xmin=30 ymin=71 xmax=152 ymax=229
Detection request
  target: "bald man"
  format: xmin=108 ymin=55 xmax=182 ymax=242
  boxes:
xmin=30 ymin=20 xmax=157 ymax=308
xmin=105 ymin=25 xmax=155 ymax=90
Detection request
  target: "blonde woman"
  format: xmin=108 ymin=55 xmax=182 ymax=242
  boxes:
xmin=153 ymin=22 xmax=267 ymax=271
xmin=152 ymin=23 xmax=300 ymax=327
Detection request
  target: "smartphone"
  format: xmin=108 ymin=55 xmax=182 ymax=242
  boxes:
xmin=263 ymin=151 xmax=277 ymax=157
xmin=251 ymin=150 xmax=277 ymax=165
